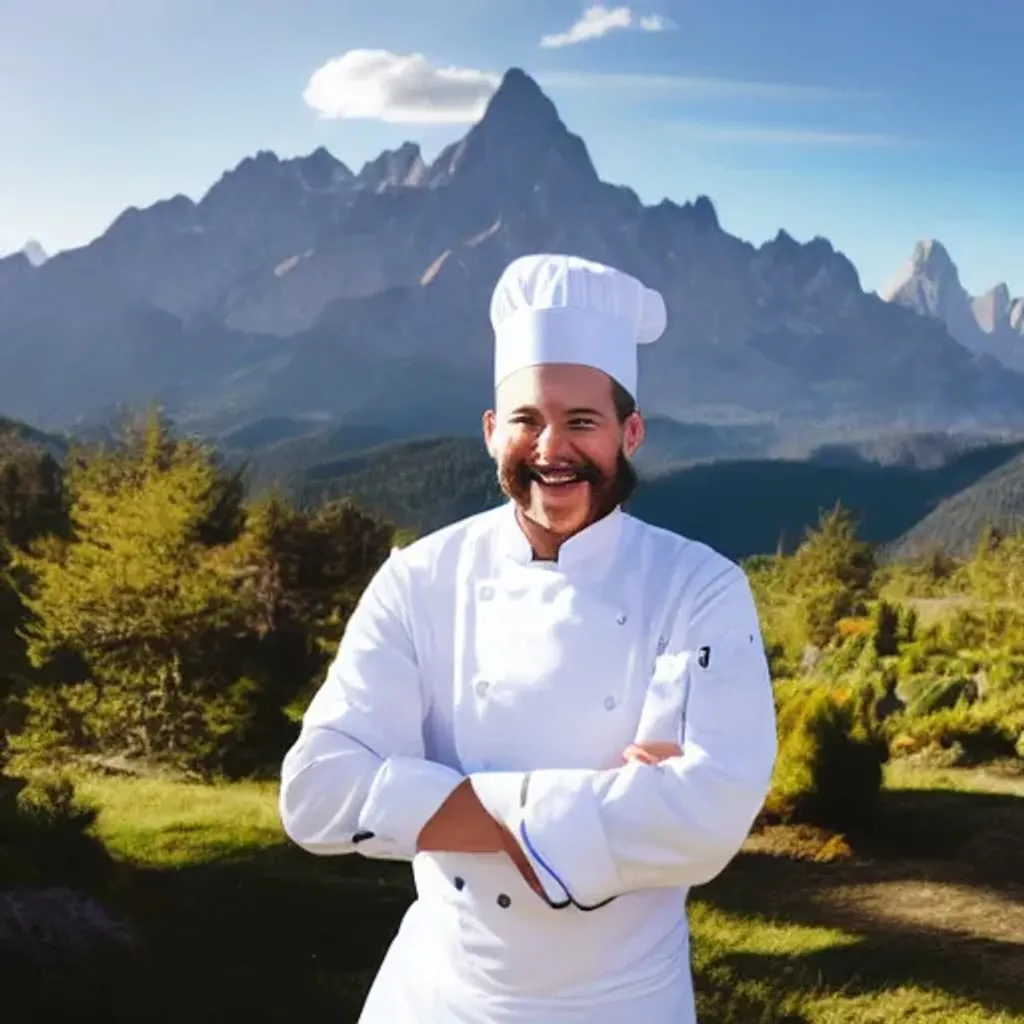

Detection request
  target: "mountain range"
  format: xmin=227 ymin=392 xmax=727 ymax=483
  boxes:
xmin=2 ymin=67 xmax=1024 ymax=451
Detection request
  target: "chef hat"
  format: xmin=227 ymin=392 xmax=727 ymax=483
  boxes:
xmin=490 ymin=253 xmax=667 ymax=400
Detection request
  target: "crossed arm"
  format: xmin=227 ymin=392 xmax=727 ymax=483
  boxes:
xmin=279 ymin=549 xmax=777 ymax=905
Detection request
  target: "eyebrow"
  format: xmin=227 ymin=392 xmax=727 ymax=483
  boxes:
xmin=509 ymin=405 xmax=606 ymax=418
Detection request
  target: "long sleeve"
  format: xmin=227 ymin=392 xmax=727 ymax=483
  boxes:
xmin=278 ymin=550 xmax=464 ymax=860
xmin=473 ymin=562 xmax=777 ymax=907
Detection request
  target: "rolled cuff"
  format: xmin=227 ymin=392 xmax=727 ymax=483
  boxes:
xmin=518 ymin=768 xmax=622 ymax=908
xmin=471 ymin=770 xmax=571 ymax=906
xmin=355 ymin=755 xmax=465 ymax=859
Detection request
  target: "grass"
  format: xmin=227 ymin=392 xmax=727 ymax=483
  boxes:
xmin=4 ymin=763 xmax=1023 ymax=1023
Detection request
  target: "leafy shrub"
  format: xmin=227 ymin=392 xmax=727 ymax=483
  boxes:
xmin=0 ymin=770 xmax=112 ymax=888
xmin=887 ymin=700 xmax=1021 ymax=766
xmin=905 ymin=676 xmax=978 ymax=717
xmin=764 ymin=683 xmax=888 ymax=830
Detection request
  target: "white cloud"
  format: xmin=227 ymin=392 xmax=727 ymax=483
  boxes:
xmin=303 ymin=49 xmax=499 ymax=124
xmin=670 ymin=123 xmax=913 ymax=147
xmin=638 ymin=14 xmax=671 ymax=31
xmin=536 ymin=71 xmax=866 ymax=102
xmin=540 ymin=5 xmax=672 ymax=48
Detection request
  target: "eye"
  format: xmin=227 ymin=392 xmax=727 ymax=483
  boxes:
xmin=568 ymin=417 xmax=597 ymax=429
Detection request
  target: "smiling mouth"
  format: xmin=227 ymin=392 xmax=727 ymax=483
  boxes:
xmin=529 ymin=467 xmax=590 ymax=487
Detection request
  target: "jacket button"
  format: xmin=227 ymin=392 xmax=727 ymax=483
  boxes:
xmin=616 ymin=613 xmax=627 ymax=625
xmin=475 ymin=679 xmax=489 ymax=696
xmin=604 ymin=695 xmax=617 ymax=710
xmin=497 ymin=893 xmax=511 ymax=908
xmin=453 ymin=876 xmax=465 ymax=890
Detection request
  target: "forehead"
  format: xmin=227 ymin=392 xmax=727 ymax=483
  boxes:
xmin=495 ymin=363 xmax=615 ymax=411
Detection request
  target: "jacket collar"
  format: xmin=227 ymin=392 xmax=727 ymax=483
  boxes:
xmin=495 ymin=500 xmax=625 ymax=575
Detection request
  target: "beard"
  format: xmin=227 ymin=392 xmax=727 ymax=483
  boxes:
xmin=498 ymin=449 xmax=638 ymax=523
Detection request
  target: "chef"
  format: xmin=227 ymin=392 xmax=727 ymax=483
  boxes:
xmin=278 ymin=253 xmax=778 ymax=1023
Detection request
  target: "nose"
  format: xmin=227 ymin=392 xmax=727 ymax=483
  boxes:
xmin=535 ymin=422 xmax=571 ymax=463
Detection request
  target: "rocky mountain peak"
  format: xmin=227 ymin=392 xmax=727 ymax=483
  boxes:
xmin=203 ymin=147 xmax=352 ymax=205
xmin=910 ymin=238 xmax=958 ymax=282
xmin=482 ymin=67 xmax=560 ymax=129
xmin=972 ymin=283 xmax=1011 ymax=332
xmin=688 ymin=195 xmax=719 ymax=231
xmin=355 ymin=141 xmax=425 ymax=191
xmin=878 ymin=238 xmax=964 ymax=313
xmin=1010 ymin=298 xmax=1024 ymax=333
xmin=22 ymin=240 xmax=47 ymax=266
xmin=880 ymin=240 xmax=1024 ymax=369
xmin=289 ymin=146 xmax=354 ymax=191
xmin=426 ymin=67 xmax=599 ymax=190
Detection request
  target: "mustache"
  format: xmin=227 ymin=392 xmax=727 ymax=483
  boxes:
xmin=501 ymin=451 xmax=638 ymax=509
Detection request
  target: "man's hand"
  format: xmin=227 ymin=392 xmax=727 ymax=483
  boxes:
xmin=416 ymin=778 xmax=506 ymax=853
xmin=621 ymin=741 xmax=682 ymax=765
xmin=416 ymin=779 xmax=546 ymax=896
xmin=497 ymin=824 xmax=546 ymax=896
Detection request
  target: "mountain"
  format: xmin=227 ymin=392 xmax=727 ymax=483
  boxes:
xmin=4 ymin=69 xmax=1024 ymax=441
xmin=879 ymin=240 xmax=1024 ymax=371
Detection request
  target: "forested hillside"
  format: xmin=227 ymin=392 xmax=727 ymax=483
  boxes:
xmin=262 ymin=429 xmax=1024 ymax=559
xmin=886 ymin=450 xmax=1024 ymax=559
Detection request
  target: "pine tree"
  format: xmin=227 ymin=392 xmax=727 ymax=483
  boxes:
xmin=11 ymin=414 xmax=264 ymax=775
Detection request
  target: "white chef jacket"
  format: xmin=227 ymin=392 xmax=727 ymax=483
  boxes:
xmin=279 ymin=501 xmax=777 ymax=1023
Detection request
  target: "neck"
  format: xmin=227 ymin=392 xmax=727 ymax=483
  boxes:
xmin=513 ymin=505 xmax=612 ymax=561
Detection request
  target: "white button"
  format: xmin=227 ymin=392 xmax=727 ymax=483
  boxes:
xmin=475 ymin=679 xmax=489 ymax=696
xmin=616 ymin=613 xmax=627 ymax=625
xmin=480 ymin=585 xmax=494 ymax=600
xmin=604 ymin=695 xmax=617 ymax=710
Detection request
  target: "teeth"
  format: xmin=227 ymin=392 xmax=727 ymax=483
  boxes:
xmin=534 ymin=470 xmax=580 ymax=485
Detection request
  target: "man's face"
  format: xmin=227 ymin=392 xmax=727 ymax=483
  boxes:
xmin=483 ymin=363 xmax=644 ymax=541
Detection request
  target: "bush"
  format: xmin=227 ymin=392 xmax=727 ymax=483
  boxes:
xmin=887 ymin=701 xmax=1021 ymax=766
xmin=0 ymin=770 xmax=110 ymax=888
xmin=0 ymin=770 xmax=139 ymax=1024
xmin=764 ymin=683 xmax=888 ymax=830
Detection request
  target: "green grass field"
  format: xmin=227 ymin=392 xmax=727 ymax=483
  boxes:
xmin=7 ymin=763 xmax=1023 ymax=1024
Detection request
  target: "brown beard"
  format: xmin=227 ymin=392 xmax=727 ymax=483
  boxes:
xmin=498 ymin=449 xmax=638 ymax=523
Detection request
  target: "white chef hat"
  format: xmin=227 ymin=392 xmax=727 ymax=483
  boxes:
xmin=489 ymin=253 xmax=667 ymax=400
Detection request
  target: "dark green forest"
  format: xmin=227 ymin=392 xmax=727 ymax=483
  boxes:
xmin=234 ymin=423 xmax=1024 ymax=560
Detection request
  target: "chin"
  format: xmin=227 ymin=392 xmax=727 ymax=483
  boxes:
xmin=528 ymin=498 xmax=591 ymax=536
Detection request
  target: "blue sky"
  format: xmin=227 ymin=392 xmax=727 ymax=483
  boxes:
xmin=1 ymin=0 xmax=1020 ymax=296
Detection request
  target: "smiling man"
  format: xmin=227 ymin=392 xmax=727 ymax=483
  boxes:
xmin=279 ymin=254 xmax=778 ymax=1023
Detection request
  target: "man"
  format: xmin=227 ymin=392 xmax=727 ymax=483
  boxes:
xmin=279 ymin=253 xmax=778 ymax=1023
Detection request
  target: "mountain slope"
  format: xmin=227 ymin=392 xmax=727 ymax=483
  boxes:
xmin=886 ymin=450 xmax=1024 ymax=559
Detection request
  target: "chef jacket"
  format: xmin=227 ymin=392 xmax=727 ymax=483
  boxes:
xmin=279 ymin=500 xmax=778 ymax=1023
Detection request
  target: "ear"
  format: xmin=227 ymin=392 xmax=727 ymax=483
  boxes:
xmin=482 ymin=409 xmax=498 ymax=457
xmin=622 ymin=411 xmax=645 ymax=458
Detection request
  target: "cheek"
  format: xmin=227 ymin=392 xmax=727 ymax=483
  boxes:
xmin=579 ymin=434 xmax=621 ymax=469
xmin=494 ymin=433 xmax=530 ymax=466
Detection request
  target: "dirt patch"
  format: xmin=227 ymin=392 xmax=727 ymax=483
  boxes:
xmin=828 ymin=874 xmax=1024 ymax=939
xmin=714 ymin=778 xmax=1024 ymax=1017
